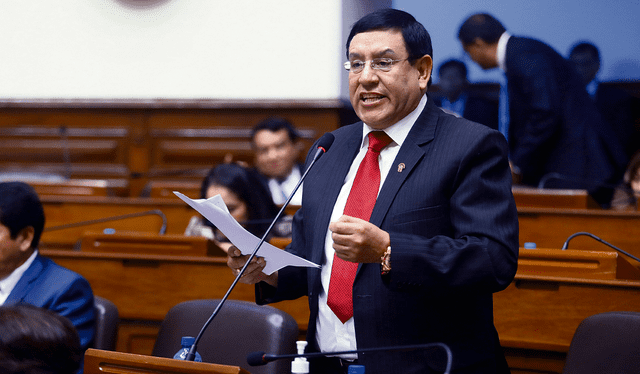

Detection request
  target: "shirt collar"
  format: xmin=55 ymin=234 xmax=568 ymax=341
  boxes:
xmin=0 ymin=250 xmax=38 ymax=301
xmin=361 ymin=94 xmax=427 ymax=149
xmin=497 ymin=32 xmax=512 ymax=72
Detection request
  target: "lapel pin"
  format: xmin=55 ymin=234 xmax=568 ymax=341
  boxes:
xmin=397 ymin=163 xmax=405 ymax=173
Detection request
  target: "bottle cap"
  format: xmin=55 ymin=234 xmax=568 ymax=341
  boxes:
xmin=524 ymin=242 xmax=537 ymax=249
xmin=181 ymin=336 xmax=195 ymax=347
xmin=348 ymin=365 xmax=365 ymax=374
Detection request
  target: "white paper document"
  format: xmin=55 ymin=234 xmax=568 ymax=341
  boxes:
xmin=174 ymin=191 xmax=319 ymax=275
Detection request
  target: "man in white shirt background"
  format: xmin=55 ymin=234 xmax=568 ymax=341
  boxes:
xmin=251 ymin=117 xmax=304 ymax=206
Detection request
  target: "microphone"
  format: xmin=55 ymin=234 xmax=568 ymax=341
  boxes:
xmin=247 ymin=342 xmax=452 ymax=374
xmin=184 ymin=133 xmax=334 ymax=361
xmin=44 ymin=209 xmax=168 ymax=235
xmin=561 ymin=231 xmax=640 ymax=263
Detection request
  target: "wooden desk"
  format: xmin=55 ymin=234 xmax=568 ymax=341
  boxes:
xmin=41 ymin=249 xmax=309 ymax=355
xmin=495 ymin=248 xmax=640 ymax=374
xmin=511 ymin=187 xmax=599 ymax=209
xmin=518 ymin=207 xmax=640 ymax=267
xmin=40 ymin=196 xmax=197 ymax=250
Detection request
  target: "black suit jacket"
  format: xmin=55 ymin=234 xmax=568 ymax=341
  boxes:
xmin=505 ymin=37 xmax=628 ymax=204
xmin=257 ymin=99 xmax=518 ymax=373
xmin=594 ymin=83 xmax=638 ymax=159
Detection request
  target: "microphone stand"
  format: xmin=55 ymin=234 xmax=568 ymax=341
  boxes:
xmin=185 ymin=137 xmax=332 ymax=361
xmin=561 ymin=231 xmax=640 ymax=263
xmin=43 ymin=209 xmax=168 ymax=235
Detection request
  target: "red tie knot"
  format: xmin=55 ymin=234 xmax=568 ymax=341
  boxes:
xmin=368 ymin=131 xmax=392 ymax=153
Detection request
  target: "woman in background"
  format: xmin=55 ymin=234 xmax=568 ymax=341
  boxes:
xmin=611 ymin=151 xmax=640 ymax=210
xmin=185 ymin=163 xmax=288 ymax=251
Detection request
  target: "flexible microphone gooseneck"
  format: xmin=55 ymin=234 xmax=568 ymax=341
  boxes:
xmin=561 ymin=231 xmax=640 ymax=263
xmin=43 ymin=209 xmax=168 ymax=235
xmin=247 ymin=342 xmax=452 ymax=374
xmin=184 ymin=133 xmax=335 ymax=361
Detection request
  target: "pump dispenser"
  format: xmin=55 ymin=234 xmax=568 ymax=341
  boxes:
xmin=291 ymin=341 xmax=309 ymax=374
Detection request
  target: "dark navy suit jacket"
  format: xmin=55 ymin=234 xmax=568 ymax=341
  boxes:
xmin=257 ymin=99 xmax=519 ymax=373
xmin=505 ymin=37 xmax=627 ymax=204
xmin=5 ymin=253 xmax=96 ymax=351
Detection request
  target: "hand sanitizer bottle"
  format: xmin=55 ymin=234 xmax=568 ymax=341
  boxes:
xmin=291 ymin=341 xmax=309 ymax=374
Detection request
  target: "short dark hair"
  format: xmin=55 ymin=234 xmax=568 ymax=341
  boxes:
xmin=438 ymin=59 xmax=468 ymax=78
xmin=346 ymin=8 xmax=433 ymax=69
xmin=458 ymin=13 xmax=506 ymax=45
xmin=0 ymin=304 xmax=82 ymax=374
xmin=200 ymin=163 xmax=278 ymax=237
xmin=251 ymin=117 xmax=299 ymax=143
xmin=0 ymin=182 xmax=45 ymax=249
xmin=569 ymin=41 xmax=600 ymax=63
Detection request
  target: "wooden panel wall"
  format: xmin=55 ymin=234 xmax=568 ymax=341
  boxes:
xmin=0 ymin=99 xmax=345 ymax=196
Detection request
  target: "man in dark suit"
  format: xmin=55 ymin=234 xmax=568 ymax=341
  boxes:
xmin=458 ymin=13 xmax=628 ymax=206
xmin=0 ymin=182 xmax=95 ymax=352
xmin=251 ymin=117 xmax=304 ymax=206
xmin=569 ymin=41 xmax=639 ymax=160
xmin=228 ymin=9 xmax=518 ymax=374
xmin=433 ymin=58 xmax=499 ymax=130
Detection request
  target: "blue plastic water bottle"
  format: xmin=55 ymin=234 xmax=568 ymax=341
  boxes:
xmin=173 ymin=336 xmax=202 ymax=362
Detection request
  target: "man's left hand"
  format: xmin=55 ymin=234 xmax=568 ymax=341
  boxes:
xmin=329 ymin=215 xmax=390 ymax=263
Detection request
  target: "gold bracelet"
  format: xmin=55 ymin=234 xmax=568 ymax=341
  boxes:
xmin=381 ymin=246 xmax=391 ymax=275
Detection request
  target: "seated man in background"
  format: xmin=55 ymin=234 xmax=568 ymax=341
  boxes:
xmin=433 ymin=58 xmax=499 ymax=130
xmin=251 ymin=117 xmax=304 ymax=205
xmin=0 ymin=182 xmax=95 ymax=352
xmin=569 ymin=41 xmax=639 ymax=161
xmin=0 ymin=303 xmax=82 ymax=374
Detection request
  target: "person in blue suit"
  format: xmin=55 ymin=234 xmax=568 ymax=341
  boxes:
xmin=458 ymin=13 xmax=628 ymax=207
xmin=228 ymin=9 xmax=518 ymax=374
xmin=0 ymin=182 xmax=95 ymax=354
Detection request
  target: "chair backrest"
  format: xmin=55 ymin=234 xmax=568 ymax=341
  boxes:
xmin=152 ymin=299 xmax=299 ymax=374
xmin=563 ymin=311 xmax=640 ymax=374
xmin=93 ymin=296 xmax=119 ymax=351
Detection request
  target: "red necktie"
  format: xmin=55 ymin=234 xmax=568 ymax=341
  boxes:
xmin=327 ymin=131 xmax=393 ymax=323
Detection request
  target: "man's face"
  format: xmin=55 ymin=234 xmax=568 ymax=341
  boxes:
xmin=569 ymin=51 xmax=600 ymax=86
xmin=0 ymin=223 xmax=32 ymax=279
xmin=348 ymin=29 xmax=430 ymax=129
xmin=438 ymin=67 xmax=466 ymax=100
xmin=253 ymin=129 xmax=299 ymax=179
xmin=462 ymin=41 xmax=496 ymax=70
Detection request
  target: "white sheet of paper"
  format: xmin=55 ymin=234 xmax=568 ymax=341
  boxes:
xmin=174 ymin=191 xmax=319 ymax=275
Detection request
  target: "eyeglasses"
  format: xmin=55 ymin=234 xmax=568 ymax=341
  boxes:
xmin=344 ymin=58 xmax=408 ymax=73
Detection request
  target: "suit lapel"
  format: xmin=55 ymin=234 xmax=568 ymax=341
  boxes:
xmin=370 ymin=99 xmax=439 ymax=227
xmin=5 ymin=254 xmax=45 ymax=304
xmin=308 ymin=125 xmax=362 ymax=265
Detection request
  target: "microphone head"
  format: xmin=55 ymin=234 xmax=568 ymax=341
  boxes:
xmin=316 ymin=133 xmax=335 ymax=152
xmin=247 ymin=351 xmax=268 ymax=366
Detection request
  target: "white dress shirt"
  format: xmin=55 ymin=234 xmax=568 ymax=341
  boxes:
xmin=268 ymin=166 xmax=303 ymax=206
xmin=315 ymin=94 xmax=427 ymax=358
xmin=0 ymin=250 xmax=38 ymax=305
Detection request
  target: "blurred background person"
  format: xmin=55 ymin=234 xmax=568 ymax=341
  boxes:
xmin=0 ymin=182 xmax=95 ymax=353
xmin=569 ymin=41 xmax=639 ymax=161
xmin=0 ymin=303 xmax=82 ymax=374
xmin=610 ymin=151 xmax=640 ymax=210
xmin=458 ymin=13 xmax=628 ymax=207
xmin=433 ymin=58 xmax=499 ymax=130
xmin=251 ymin=117 xmax=304 ymax=206
xmin=184 ymin=163 xmax=288 ymax=252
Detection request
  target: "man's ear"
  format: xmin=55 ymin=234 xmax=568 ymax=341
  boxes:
xmin=416 ymin=54 xmax=433 ymax=91
xmin=17 ymin=226 xmax=35 ymax=252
